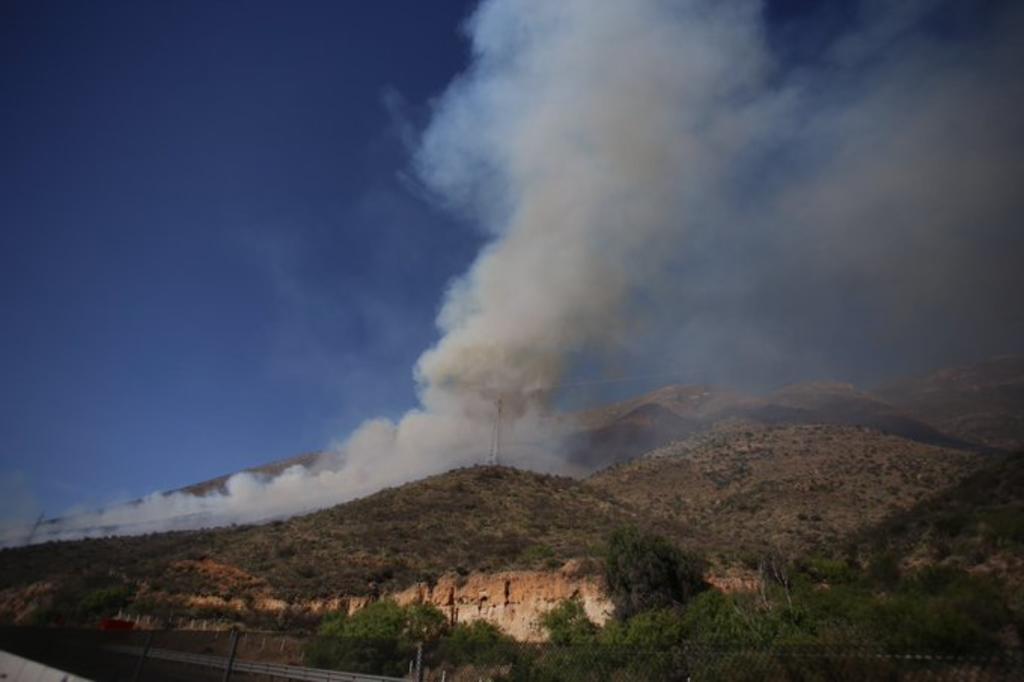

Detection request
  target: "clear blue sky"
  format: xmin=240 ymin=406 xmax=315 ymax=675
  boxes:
xmin=1 ymin=0 xmax=484 ymax=517
xmin=1 ymin=0 xmax=1014 ymax=521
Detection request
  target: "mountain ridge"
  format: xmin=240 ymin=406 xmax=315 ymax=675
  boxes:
xmin=164 ymin=356 xmax=1024 ymax=500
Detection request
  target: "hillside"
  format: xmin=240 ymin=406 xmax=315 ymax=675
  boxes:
xmin=175 ymin=451 xmax=325 ymax=496
xmin=3 ymin=356 xmax=1020 ymax=631
xmin=2 ymin=427 xmax=996 ymax=628
xmin=567 ymin=380 xmax=976 ymax=471
xmin=0 ymin=467 xmax=642 ymax=626
xmin=760 ymin=382 xmax=974 ymax=449
xmin=158 ymin=356 xmax=1018 ymax=501
xmin=877 ymin=355 xmax=1024 ymax=451
xmin=585 ymin=422 xmax=986 ymax=558
xmin=853 ymin=450 xmax=1024 ymax=581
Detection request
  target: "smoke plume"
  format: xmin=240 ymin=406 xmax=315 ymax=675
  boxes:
xmin=8 ymin=0 xmax=1022 ymax=545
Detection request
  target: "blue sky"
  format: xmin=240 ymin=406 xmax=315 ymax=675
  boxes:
xmin=2 ymin=0 xmax=1021 ymax=523
xmin=1 ymin=1 xmax=483 ymax=517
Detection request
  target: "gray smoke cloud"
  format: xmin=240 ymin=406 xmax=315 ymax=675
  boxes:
xmin=7 ymin=0 xmax=1022 ymax=546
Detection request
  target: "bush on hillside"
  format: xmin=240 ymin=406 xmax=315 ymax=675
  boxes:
xmin=305 ymin=601 xmax=447 ymax=675
xmin=604 ymin=527 xmax=708 ymax=619
xmin=433 ymin=621 xmax=519 ymax=667
xmin=602 ymin=608 xmax=687 ymax=650
xmin=540 ymin=598 xmax=598 ymax=645
xmin=77 ymin=585 xmax=133 ymax=620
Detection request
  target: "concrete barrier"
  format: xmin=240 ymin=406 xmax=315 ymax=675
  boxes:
xmin=0 ymin=649 xmax=92 ymax=682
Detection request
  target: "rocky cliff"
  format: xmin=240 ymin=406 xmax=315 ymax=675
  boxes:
xmin=380 ymin=561 xmax=612 ymax=641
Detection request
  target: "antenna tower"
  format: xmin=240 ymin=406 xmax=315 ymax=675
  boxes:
xmin=488 ymin=397 xmax=503 ymax=466
xmin=24 ymin=513 xmax=44 ymax=546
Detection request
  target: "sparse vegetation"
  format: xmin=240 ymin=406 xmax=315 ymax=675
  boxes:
xmin=585 ymin=423 xmax=985 ymax=557
xmin=0 ymin=466 xmax=640 ymax=626
xmin=0 ymin=430 xmax=1019 ymax=653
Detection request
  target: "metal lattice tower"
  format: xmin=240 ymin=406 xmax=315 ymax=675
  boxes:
xmin=488 ymin=397 xmax=503 ymax=466
xmin=24 ymin=513 xmax=44 ymax=546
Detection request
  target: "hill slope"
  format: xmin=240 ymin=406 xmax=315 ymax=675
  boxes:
xmin=175 ymin=451 xmax=325 ymax=497
xmin=568 ymin=380 xmax=975 ymax=470
xmin=854 ymin=450 xmax=1024 ymax=581
xmin=159 ymin=356 xmax=1019 ymax=500
xmin=585 ymin=422 xmax=986 ymax=557
xmin=877 ymin=355 xmax=1024 ymax=451
xmin=0 ymin=467 xmax=641 ymax=624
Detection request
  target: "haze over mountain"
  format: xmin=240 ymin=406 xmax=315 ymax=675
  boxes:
xmin=877 ymin=355 xmax=1024 ymax=452
xmin=3 ymin=355 xmax=1020 ymax=549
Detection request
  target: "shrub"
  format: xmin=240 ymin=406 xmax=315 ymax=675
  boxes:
xmin=405 ymin=603 xmax=448 ymax=643
xmin=680 ymin=587 xmax=829 ymax=648
xmin=979 ymin=507 xmax=1024 ymax=546
xmin=305 ymin=601 xmax=448 ymax=675
xmin=520 ymin=544 xmax=560 ymax=569
xmin=603 ymin=608 xmax=686 ymax=650
xmin=341 ymin=601 xmax=409 ymax=640
xmin=799 ymin=555 xmax=857 ymax=585
xmin=77 ymin=585 xmax=132 ymax=619
xmin=867 ymin=552 xmax=901 ymax=588
xmin=434 ymin=621 xmax=518 ymax=667
xmin=866 ymin=592 xmax=994 ymax=654
xmin=681 ymin=591 xmax=766 ymax=645
xmin=604 ymin=527 xmax=708 ymax=620
xmin=305 ymin=635 xmax=411 ymax=676
xmin=539 ymin=598 xmax=598 ymax=645
xmin=875 ymin=566 xmax=1011 ymax=653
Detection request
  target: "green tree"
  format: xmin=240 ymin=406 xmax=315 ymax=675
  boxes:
xmin=305 ymin=601 xmax=448 ymax=675
xmin=342 ymin=601 xmax=408 ymax=640
xmin=77 ymin=585 xmax=132 ymax=620
xmin=436 ymin=621 xmax=518 ymax=667
xmin=604 ymin=527 xmax=708 ymax=620
xmin=604 ymin=609 xmax=686 ymax=649
xmin=540 ymin=598 xmax=598 ymax=645
xmin=406 ymin=603 xmax=448 ymax=642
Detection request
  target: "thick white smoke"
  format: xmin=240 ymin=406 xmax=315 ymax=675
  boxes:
xmin=9 ymin=0 xmax=1021 ymax=545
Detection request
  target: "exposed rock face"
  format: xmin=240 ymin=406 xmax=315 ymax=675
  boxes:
xmin=0 ymin=564 xmax=762 ymax=640
xmin=380 ymin=562 xmax=612 ymax=642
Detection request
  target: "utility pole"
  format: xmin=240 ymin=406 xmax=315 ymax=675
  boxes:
xmin=221 ymin=629 xmax=239 ymax=682
xmin=24 ymin=513 xmax=44 ymax=546
xmin=488 ymin=397 xmax=503 ymax=466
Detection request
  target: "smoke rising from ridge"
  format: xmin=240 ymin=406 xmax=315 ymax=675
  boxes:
xmin=8 ymin=0 xmax=1022 ymax=545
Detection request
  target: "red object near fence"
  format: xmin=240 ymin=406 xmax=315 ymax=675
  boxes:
xmin=99 ymin=617 xmax=134 ymax=631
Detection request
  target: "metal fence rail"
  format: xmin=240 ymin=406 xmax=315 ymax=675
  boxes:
xmin=3 ymin=628 xmax=1022 ymax=682
xmin=105 ymin=643 xmax=408 ymax=682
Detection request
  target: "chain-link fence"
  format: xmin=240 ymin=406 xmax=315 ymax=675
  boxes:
xmin=419 ymin=638 xmax=1019 ymax=675
xmin=1 ymin=628 xmax=1021 ymax=681
xmin=417 ymin=640 xmax=1023 ymax=681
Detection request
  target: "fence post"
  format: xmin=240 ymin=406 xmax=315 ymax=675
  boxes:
xmin=222 ymin=629 xmax=239 ymax=682
xmin=415 ymin=642 xmax=424 ymax=682
xmin=131 ymin=630 xmax=154 ymax=682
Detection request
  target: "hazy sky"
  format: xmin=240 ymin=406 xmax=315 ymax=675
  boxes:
xmin=2 ymin=0 xmax=1021 ymax=523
